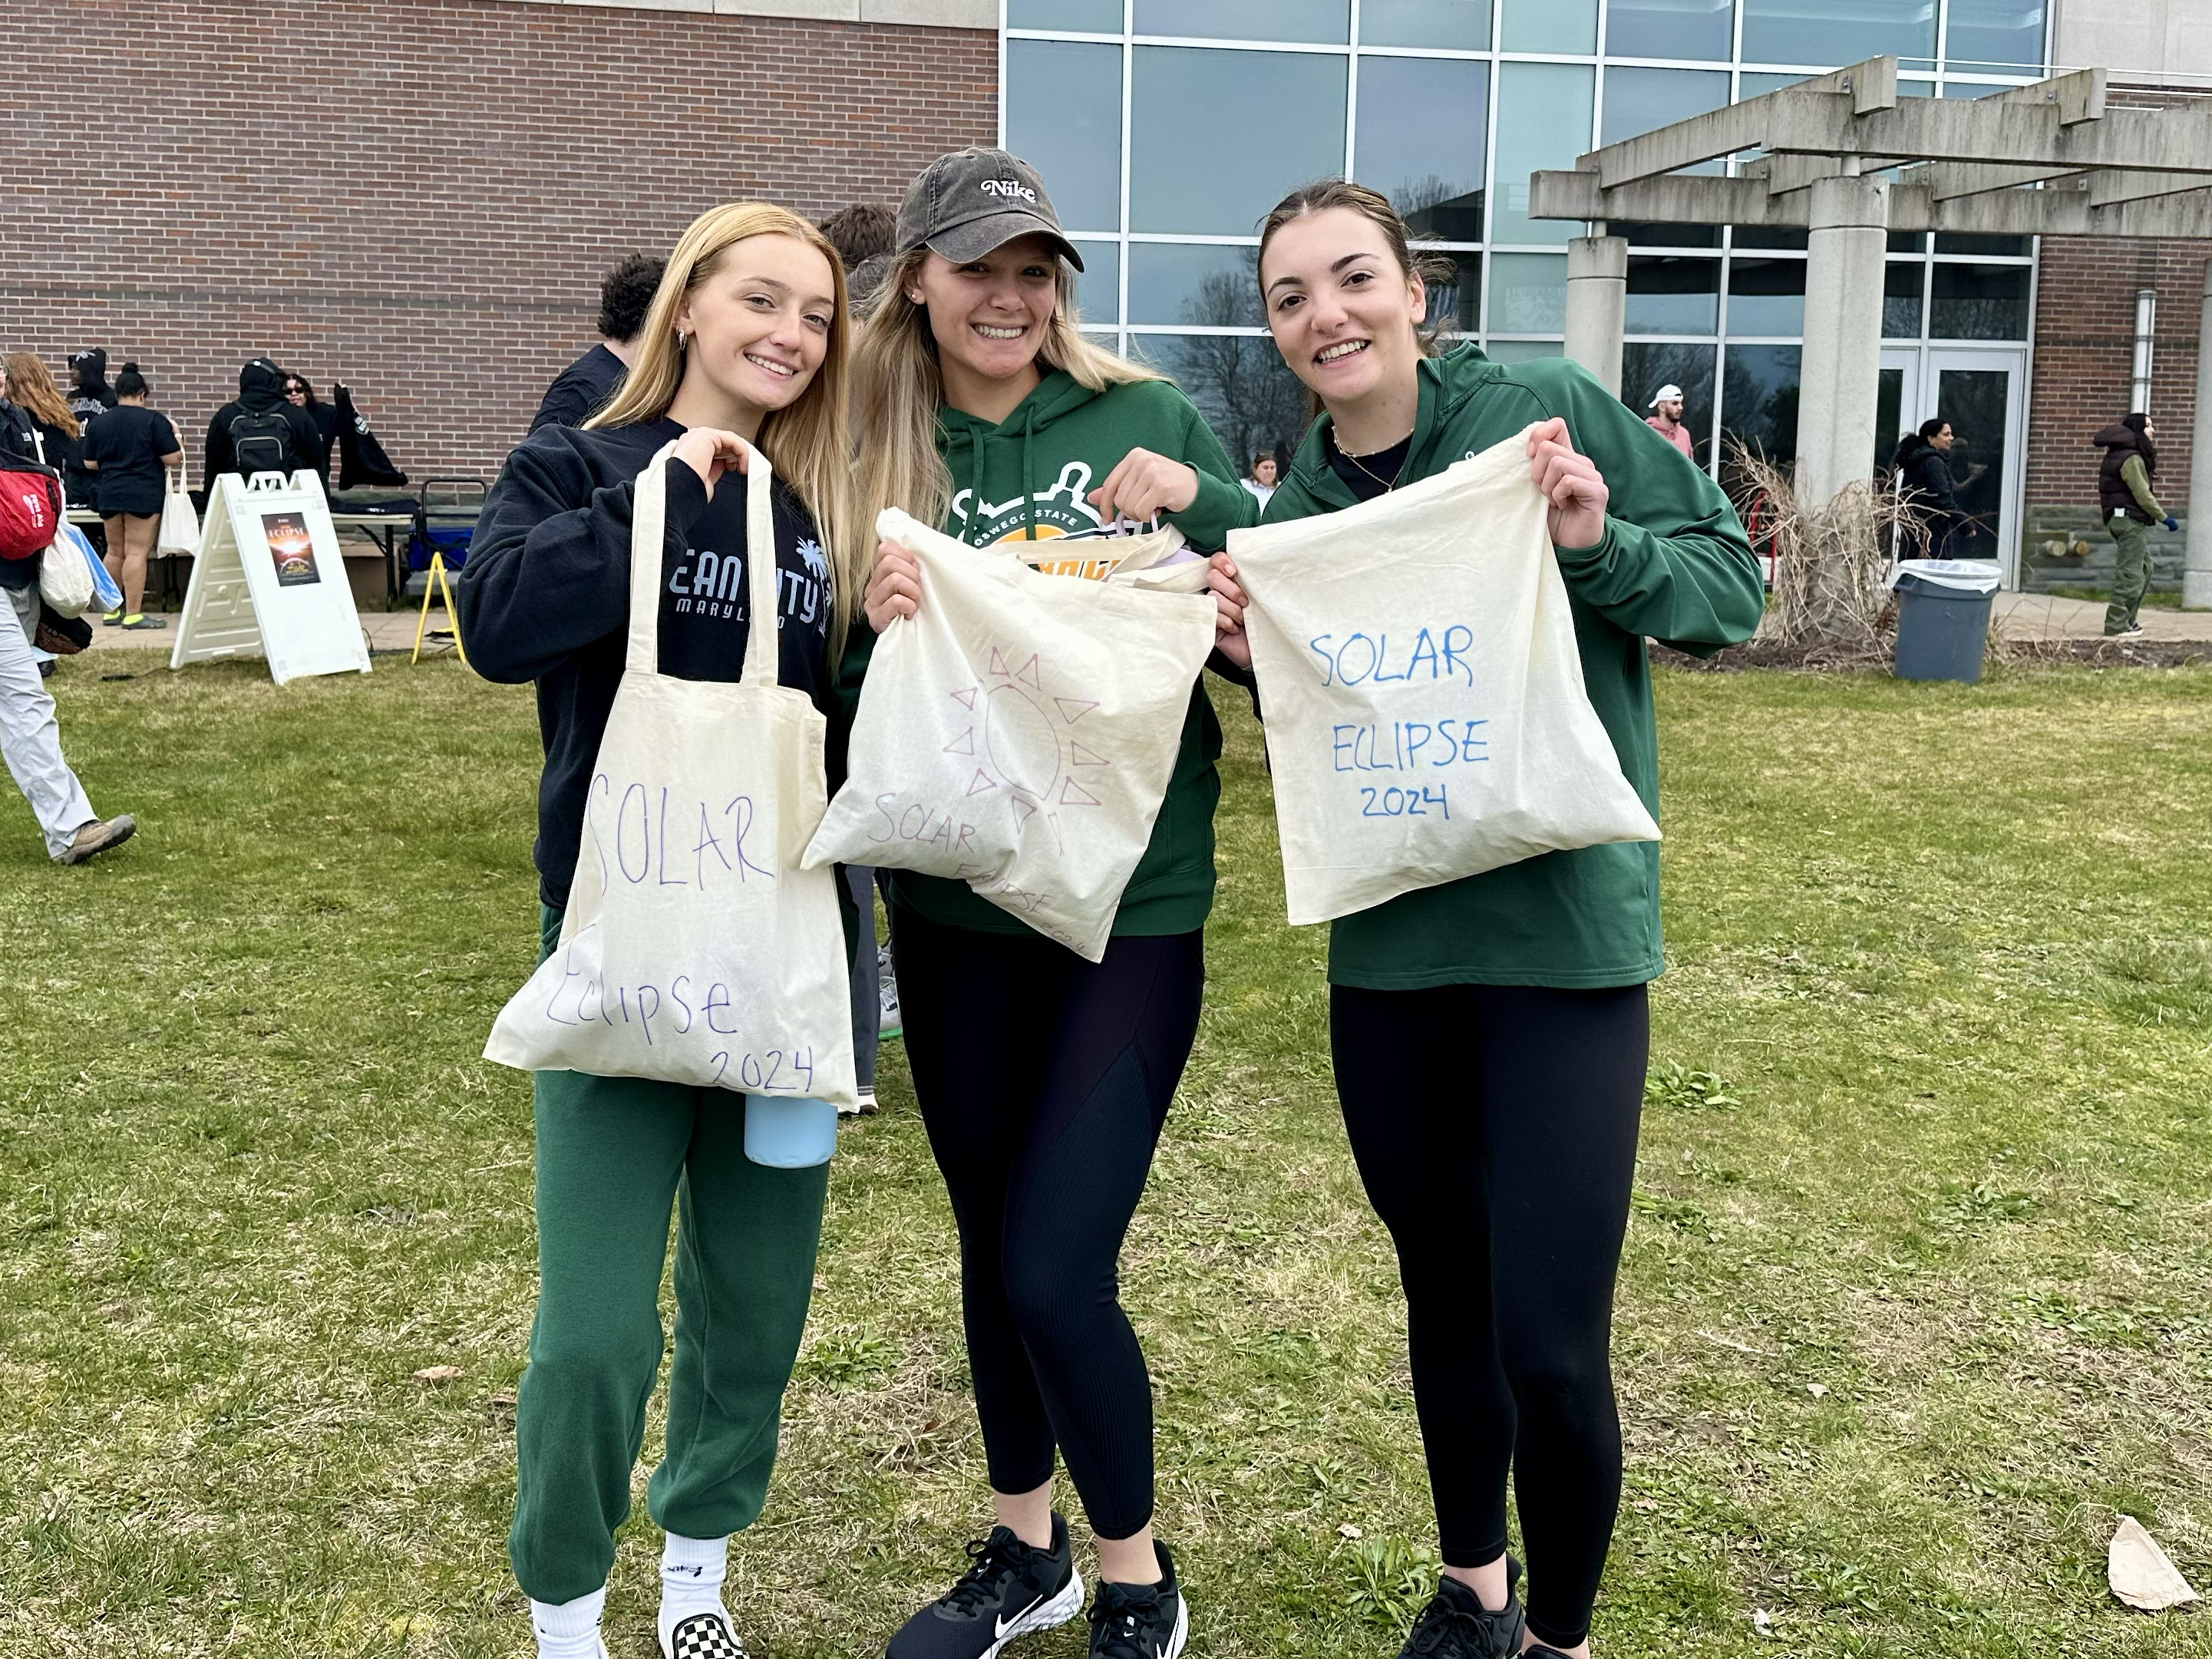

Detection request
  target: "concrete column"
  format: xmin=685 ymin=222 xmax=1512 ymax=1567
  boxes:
xmin=2185 ymin=260 xmax=2212 ymax=609
xmin=1564 ymin=234 xmax=1627 ymax=398
xmin=1794 ymin=176 xmax=1890 ymax=515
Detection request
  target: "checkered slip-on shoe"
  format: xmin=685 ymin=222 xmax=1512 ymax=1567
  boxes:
xmin=662 ymin=1609 xmax=750 ymax=1659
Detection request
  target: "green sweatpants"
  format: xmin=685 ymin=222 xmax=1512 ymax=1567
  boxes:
xmin=509 ymin=905 xmax=830 ymax=1605
xmin=2105 ymin=513 xmax=2150 ymax=634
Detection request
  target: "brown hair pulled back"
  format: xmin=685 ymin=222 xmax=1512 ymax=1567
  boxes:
xmin=1255 ymin=180 xmax=1455 ymax=418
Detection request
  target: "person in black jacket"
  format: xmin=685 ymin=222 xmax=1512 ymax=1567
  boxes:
xmin=453 ymin=201 xmax=867 ymax=1659
xmin=530 ymin=253 xmax=665 ymax=433
xmin=204 ymin=358 xmax=325 ymax=486
xmin=282 ymin=373 xmax=343 ymax=477
xmin=1891 ymin=419 xmax=1977 ymax=559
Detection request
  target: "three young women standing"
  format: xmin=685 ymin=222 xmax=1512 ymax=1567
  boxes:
xmin=1249 ymin=181 xmax=1764 ymax=1659
xmin=851 ymin=148 xmax=1254 ymax=1659
xmin=456 ymin=202 xmax=867 ymax=1659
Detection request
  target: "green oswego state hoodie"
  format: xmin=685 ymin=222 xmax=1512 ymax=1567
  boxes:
xmin=856 ymin=368 xmax=1259 ymax=938
xmin=1263 ymin=342 xmax=1765 ymax=990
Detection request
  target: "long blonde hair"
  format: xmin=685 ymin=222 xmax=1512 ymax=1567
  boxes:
xmin=589 ymin=202 xmax=863 ymax=651
xmin=850 ymin=246 xmax=1160 ymax=533
xmin=5 ymin=353 xmax=79 ymax=438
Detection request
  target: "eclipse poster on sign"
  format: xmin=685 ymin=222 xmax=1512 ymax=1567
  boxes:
xmin=260 ymin=512 xmax=321 ymax=585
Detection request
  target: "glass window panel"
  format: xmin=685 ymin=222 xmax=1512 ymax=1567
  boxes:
xmin=1740 ymin=0 xmax=1935 ymax=66
xmin=1946 ymin=0 xmax=2045 ymax=68
xmin=1362 ymin=0 xmax=1492 ymax=48
xmin=1131 ymin=48 xmax=1347 ymax=235
xmin=1125 ymin=332 xmax=1312 ymax=472
xmin=1628 ymin=256 xmax=1720 ymax=335
xmin=1876 ymin=365 xmax=1905 ymax=477
xmin=1006 ymin=40 xmax=1123 ymax=234
xmin=1490 ymin=252 xmax=1568 ymax=332
xmin=1930 ymin=263 xmax=2030 ymax=339
xmin=1425 ymin=252 xmax=1484 ymax=337
xmin=1727 ymin=257 xmax=1805 ymax=335
xmin=1933 ymin=366 xmax=2010 ymax=539
xmin=1359 ymin=58 xmax=1489 ymax=239
xmin=1734 ymin=226 xmax=1808 ymax=250
xmin=1501 ymin=0 xmax=1596 ymax=54
xmin=1070 ymin=239 xmax=1121 ymax=324
xmin=1602 ymin=68 xmax=1730 ymax=176
xmin=1605 ymin=0 xmax=1734 ymax=61
xmin=1619 ymin=222 xmax=1721 ymax=248
xmin=1720 ymin=343 xmax=1800 ymax=467
xmin=1883 ymin=262 xmax=1923 ymax=338
xmin=1127 ymin=242 xmax=1263 ymax=325
xmin=1935 ymin=233 xmax=2031 ymax=257
xmin=1888 ymin=231 xmax=1927 ymax=253
xmin=1737 ymin=71 xmax=1799 ymax=98
xmin=1493 ymin=63 xmax=1594 ymax=246
xmin=1485 ymin=339 xmax=1565 ymax=362
xmin=1133 ymin=0 xmax=1349 ymax=43
xmin=1009 ymin=0 xmax=1121 ymax=28
xmin=1623 ymin=342 xmax=1717 ymax=466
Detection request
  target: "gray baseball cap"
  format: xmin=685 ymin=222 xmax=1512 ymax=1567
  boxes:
xmin=895 ymin=147 xmax=1085 ymax=272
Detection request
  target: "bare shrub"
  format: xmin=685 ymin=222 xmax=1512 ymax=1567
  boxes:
xmin=1725 ymin=441 xmax=1917 ymax=667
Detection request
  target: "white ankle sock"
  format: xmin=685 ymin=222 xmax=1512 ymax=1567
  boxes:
xmin=530 ymin=1585 xmax=606 ymax=1659
xmin=659 ymin=1532 xmax=731 ymax=1644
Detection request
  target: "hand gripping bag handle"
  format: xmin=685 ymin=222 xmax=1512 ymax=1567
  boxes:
xmin=626 ymin=437 xmax=782 ymax=685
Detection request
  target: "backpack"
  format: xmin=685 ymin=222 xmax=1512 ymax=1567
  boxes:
xmin=0 ymin=450 xmax=64 ymax=563
xmin=229 ymin=410 xmax=296 ymax=476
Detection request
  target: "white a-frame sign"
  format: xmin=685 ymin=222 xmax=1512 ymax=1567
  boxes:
xmin=170 ymin=470 xmax=371 ymax=684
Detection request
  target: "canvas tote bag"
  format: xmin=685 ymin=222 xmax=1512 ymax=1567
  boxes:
xmin=803 ymin=509 xmax=1217 ymax=961
xmin=158 ymin=455 xmax=201 ymax=557
xmin=1228 ymin=427 xmax=1659 ymax=928
xmin=486 ymin=441 xmax=858 ymax=1107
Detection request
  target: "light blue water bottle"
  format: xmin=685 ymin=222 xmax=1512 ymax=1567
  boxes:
xmin=744 ymin=1096 xmax=839 ymax=1168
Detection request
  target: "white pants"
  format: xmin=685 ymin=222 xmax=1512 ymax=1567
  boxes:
xmin=1 ymin=585 xmax=96 ymax=859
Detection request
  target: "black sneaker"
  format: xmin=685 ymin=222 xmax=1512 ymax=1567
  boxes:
xmin=1087 ymin=1544 xmax=1187 ymax=1659
xmin=1398 ymin=1558 xmax=1526 ymax=1658
xmin=663 ymin=1609 xmax=749 ymax=1658
xmin=886 ymin=1514 xmax=1083 ymax=1659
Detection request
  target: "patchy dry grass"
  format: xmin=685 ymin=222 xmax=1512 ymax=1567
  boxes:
xmin=2 ymin=650 xmax=2209 ymax=1657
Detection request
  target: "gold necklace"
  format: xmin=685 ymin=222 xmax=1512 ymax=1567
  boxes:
xmin=1339 ymin=439 xmax=1406 ymax=493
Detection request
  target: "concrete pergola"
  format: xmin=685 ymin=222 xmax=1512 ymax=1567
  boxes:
xmin=1527 ymin=60 xmax=2212 ymax=603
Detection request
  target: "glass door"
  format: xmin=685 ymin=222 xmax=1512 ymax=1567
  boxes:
xmin=1923 ymin=348 xmax=2026 ymax=585
xmin=1877 ymin=348 xmax=1920 ymax=481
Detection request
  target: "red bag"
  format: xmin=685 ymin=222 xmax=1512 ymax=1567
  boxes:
xmin=0 ymin=453 xmax=64 ymax=562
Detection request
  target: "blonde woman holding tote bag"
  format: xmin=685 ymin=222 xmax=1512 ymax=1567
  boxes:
xmin=454 ymin=202 xmax=867 ymax=1659
xmin=849 ymin=149 xmax=1255 ymax=1659
xmin=1247 ymin=181 xmax=1763 ymax=1659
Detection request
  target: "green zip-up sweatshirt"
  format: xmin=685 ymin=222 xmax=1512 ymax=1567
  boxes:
xmin=846 ymin=368 xmax=1258 ymax=938
xmin=1262 ymin=343 xmax=1765 ymax=989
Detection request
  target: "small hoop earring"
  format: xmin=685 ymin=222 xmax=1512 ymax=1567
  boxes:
xmin=675 ymin=329 xmax=689 ymax=350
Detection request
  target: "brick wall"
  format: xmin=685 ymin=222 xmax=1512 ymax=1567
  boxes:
xmin=2028 ymin=234 xmax=2207 ymax=513
xmin=0 ymin=1 xmax=995 ymax=483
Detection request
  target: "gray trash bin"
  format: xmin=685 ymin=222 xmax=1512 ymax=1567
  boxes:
xmin=1890 ymin=559 xmax=2002 ymax=684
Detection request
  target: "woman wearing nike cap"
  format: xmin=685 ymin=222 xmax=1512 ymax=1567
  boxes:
xmin=849 ymin=147 xmax=1255 ymax=1659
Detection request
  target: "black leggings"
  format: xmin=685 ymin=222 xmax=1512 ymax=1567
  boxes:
xmin=1331 ymin=981 xmax=1648 ymax=1651
xmin=893 ymin=910 xmax=1203 ymax=1542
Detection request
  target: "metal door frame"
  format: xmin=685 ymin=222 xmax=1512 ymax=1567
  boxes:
xmin=1922 ymin=347 xmax=2029 ymax=587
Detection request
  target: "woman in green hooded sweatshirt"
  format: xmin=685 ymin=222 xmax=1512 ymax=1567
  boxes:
xmin=847 ymin=148 xmax=1255 ymax=1659
xmin=1251 ymin=181 xmax=1764 ymax=1659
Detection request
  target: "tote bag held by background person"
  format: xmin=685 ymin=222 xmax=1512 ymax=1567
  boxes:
xmin=159 ymin=457 xmax=201 ymax=557
xmin=1229 ymin=427 xmax=1659 ymax=927
xmin=804 ymin=510 xmax=1217 ymax=961
xmin=484 ymin=441 xmax=858 ymax=1107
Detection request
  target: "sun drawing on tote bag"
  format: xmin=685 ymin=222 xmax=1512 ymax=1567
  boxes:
xmin=939 ymin=645 xmax=1111 ymax=857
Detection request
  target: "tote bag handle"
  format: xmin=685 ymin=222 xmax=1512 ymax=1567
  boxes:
xmin=626 ymin=437 xmax=782 ymax=686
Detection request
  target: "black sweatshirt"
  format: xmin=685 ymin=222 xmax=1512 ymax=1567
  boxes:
xmin=454 ymin=417 xmax=841 ymax=910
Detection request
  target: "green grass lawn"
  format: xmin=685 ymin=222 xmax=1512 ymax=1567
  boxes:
xmin=3 ymin=649 xmax=2210 ymax=1658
